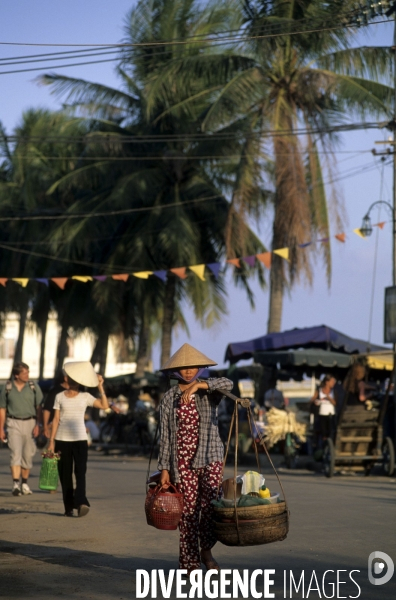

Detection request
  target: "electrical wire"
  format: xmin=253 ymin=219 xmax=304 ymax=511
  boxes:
xmin=1 ymin=11 xmax=388 ymax=63
xmin=0 ymin=241 xmax=137 ymax=272
xmin=2 ymin=151 xmax=374 ymax=161
xmin=0 ymin=157 xmax=387 ymax=224
xmin=0 ymin=49 xmax=122 ymax=67
xmin=0 ymin=193 xmax=223 ymax=222
xmin=3 ymin=122 xmax=387 ymax=145
xmin=0 ymin=18 xmax=390 ymax=75
xmin=0 ymin=15 xmax=389 ymax=49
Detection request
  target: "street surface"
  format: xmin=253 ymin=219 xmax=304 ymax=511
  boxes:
xmin=0 ymin=447 xmax=395 ymax=600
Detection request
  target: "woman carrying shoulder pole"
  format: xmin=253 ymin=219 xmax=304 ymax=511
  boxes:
xmin=158 ymin=343 xmax=233 ymax=573
xmin=47 ymin=361 xmax=109 ymax=517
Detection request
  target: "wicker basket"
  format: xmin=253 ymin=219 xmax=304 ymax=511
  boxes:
xmin=213 ymin=501 xmax=286 ymax=522
xmin=213 ymin=510 xmax=289 ymax=546
xmin=145 ymin=484 xmax=183 ymax=531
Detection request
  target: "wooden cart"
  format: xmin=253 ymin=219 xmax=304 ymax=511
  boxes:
xmin=323 ymin=393 xmax=395 ymax=478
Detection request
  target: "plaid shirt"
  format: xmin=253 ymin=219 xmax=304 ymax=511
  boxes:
xmin=158 ymin=377 xmax=233 ymax=483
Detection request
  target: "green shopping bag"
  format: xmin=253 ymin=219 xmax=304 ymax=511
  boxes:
xmin=39 ymin=453 xmax=60 ymax=491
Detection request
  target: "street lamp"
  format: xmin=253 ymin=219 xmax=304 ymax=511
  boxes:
xmin=360 ymin=200 xmax=394 ymax=238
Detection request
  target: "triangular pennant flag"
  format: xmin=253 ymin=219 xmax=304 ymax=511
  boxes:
xmin=170 ymin=267 xmax=187 ymax=279
xmin=36 ymin=278 xmax=49 ymax=286
xmin=207 ymin=263 xmax=221 ymax=278
xmin=227 ymin=258 xmax=240 ymax=268
xmin=72 ymin=276 xmax=93 ymax=283
xmin=0 ymin=278 xmax=8 ymax=287
xmin=353 ymin=228 xmax=365 ymax=239
xmin=132 ymin=271 xmax=153 ymax=279
xmin=256 ymin=252 xmax=271 ymax=269
xmin=273 ymin=248 xmax=289 ymax=261
xmin=335 ymin=233 xmax=346 ymax=243
xmin=375 ymin=222 xmax=386 ymax=229
xmin=112 ymin=274 xmax=129 ymax=282
xmin=51 ymin=277 xmax=68 ymax=290
xmin=243 ymin=255 xmax=256 ymax=268
xmin=189 ymin=264 xmax=206 ymax=281
xmin=13 ymin=278 xmax=29 ymax=288
xmin=93 ymin=275 xmax=107 ymax=282
xmin=153 ymin=270 xmax=167 ymax=282
xmin=298 ymin=242 xmax=312 ymax=248
xmin=318 ymin=237 xmax=329 ymax=243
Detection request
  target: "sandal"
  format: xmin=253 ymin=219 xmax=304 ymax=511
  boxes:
xmin=200 ymin=551 xmax=220 ymax=571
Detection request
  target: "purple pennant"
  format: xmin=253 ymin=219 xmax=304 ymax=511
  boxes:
xmin=207 ymin=263 xmax=221 ymax=279
xmin=93 ymin=275 xmax=107 ymax=282
xmin=243 ymin=255 xmax=256 ymax=268
xmin=36 ymin=278 xmax=49 ymax=286
xmin=318 ymin=237 xmax=329 ymax=243
xmin=299 ymin=242 xmax=312 ymax=248
xmin=153 ymin=270 xmax=167 ymax=282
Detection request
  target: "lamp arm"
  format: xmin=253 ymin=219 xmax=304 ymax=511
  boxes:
xmin=365 ymin=200 xmax=394 ymax=220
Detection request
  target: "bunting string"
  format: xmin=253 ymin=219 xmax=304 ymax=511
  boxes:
xmin=0 ymin=222 xmax=388 ymax=288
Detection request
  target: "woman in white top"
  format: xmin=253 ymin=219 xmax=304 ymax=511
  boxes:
xmin=48 ymin=366 xmax=109 ymax=517
xmin=315 ymin=375 xmax=336 ymax=441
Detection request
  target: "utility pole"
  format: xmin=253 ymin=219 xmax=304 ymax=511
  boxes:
xmin=392 ymin=9 xmax=396 ymax=442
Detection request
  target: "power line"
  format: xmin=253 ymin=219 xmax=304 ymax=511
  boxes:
xmin=0 ymin=18 xmax=391 ymax=75
xmin=0 ymin=157 xmax=387 ymax=224
xmin=0 ymin=193 xmax=223 ymax=222
xmin=3 ymin=122 xmax=388 ymax=145
xmin=2 ymin=150 xmax=374 ymax=161
xmin=0 ymin=241 xmax=134 ymax=272
xmin=0 ymin=15 xmax=390 ymax=49
xmin=0 ymin=48 xmax=121 ymax=67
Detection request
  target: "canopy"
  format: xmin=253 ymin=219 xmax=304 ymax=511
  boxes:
xmin=225 ymin=325 xmax=387 ymax=363
xmin=253 ymin=349 xmax=353 ymax=369
xmin=366 ymin=353 xmax=394 ymax=371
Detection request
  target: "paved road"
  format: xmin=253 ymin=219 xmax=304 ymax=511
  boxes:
xmin=0 ymin=447 xmax=395 ymax=600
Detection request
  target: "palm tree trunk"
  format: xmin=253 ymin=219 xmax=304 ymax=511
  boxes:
xmin=91 ymin=330 xmax=109 ymax=375
xmin=267 ymin=253 xmax=284 ymax=333
xmin=39 ymin=312 xmax=49 ymax=380
xmin=160 ymin=276 xmax=176 ymax=367
xmin=14 ymin=302 xmax=28 ymax=364
xmin=135 ymin=318 xmax=149 ymax=379
xmin=55 ymin=321 xmax=70 ymax=378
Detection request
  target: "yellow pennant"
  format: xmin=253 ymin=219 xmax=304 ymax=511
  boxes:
xmin=13 ymin=278 xmax=29 ymax=288
xmin=273 ymin=248 xmax=289 ymax=261
xmin=72 ymin=276 xmax=93 ymax=283
xmin=353 ymin=228 xmax=365 ymax=239
xmin=132 ymin=271 xmax=153 ymax=279
xmin=189 ymin=264 xmax=206 ymax=281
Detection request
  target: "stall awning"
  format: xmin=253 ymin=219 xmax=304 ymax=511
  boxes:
xmin=225 ymin=325 xmax=387 ymax=363
xmin=253 ymin=349 xmax=354 ymax=369
xmin=366 ymin=353 xmax=394 ymax=371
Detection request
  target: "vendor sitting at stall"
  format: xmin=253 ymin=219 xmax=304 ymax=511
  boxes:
xmin=343 ymin=364 xmax=376 ymax=406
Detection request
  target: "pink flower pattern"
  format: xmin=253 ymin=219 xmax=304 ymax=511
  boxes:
xmin=176 ymin=396 xmax=223 ymax=571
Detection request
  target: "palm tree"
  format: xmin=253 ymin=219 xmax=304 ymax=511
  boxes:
xmin=40 ymin=0 xmax=267 ymax=366
xmin=0 ymin=110 xmax=104 ymax=374
xmin=154 ymin=0 xmax=393 ymax=332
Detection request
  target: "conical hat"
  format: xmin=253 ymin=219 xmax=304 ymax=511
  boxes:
xmin=161 ymin=343 xmax=217 ymax=371
xmin=63 ymin=361 xmax=99 ymax=387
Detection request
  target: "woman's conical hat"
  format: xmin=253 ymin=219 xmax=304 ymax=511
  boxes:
xmin=161 ymin=343 xmax=217 ymax=371
xmin=63 ymin=361 xmax=99 ymax=387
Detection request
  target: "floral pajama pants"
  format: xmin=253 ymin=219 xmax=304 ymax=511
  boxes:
xmin=176 ymin=397 xmax=223 ymax=571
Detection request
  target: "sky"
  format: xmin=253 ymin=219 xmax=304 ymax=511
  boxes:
xmin=0 ymin=1 xmax=395 ymax=369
